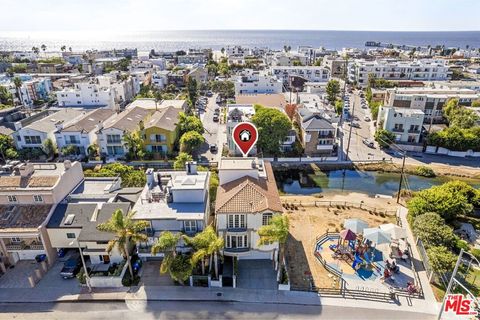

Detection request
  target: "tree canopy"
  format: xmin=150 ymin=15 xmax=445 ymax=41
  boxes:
xmin=412 ymin=212 xmax=456 ymax=248
xmin=178 ymin=112 xmax=204 ymax=136
xmin=427 ymin=246 xmax=457 ymax=274
xmin=374 ymin=129 xmax=396 ymax=148
xmin=251 ymin=105 xmax=291 ymax=156
xmin=0 ymin=134 xmax=18 ymax=162
xmin=326 ymin=80 xmax=340 ymax=105
xmin=173 ymin=152 xmax=193 ymax=169
xmin=407 ymin=181 xmax=478 ymax=224
xmin=179 ymin=131 xmax=205 ymax=153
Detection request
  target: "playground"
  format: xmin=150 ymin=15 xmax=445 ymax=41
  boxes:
xmin=283 ymin=196 xmax=398 ymax=290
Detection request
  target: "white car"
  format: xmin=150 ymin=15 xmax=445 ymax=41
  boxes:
xmin=364 ymin=116 xmax=371 ymax=122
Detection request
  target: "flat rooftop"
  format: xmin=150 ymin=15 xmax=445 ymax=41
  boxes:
xmin=219 ymin=157 xmax=264 ymax=170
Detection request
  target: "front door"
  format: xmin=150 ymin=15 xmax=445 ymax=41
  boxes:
xmin=102 ymin=255 xmax=110 ymax=264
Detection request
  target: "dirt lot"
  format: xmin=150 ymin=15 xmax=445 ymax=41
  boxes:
xmin=283 ymin=193 xmax=397 ymax=290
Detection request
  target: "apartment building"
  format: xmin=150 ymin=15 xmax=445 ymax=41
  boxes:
xmin=384 ymin=87 xmax=480 ymax=121
xmin=270 ymin=52 xmax=309 ymax=66
xmin=377 ymin=106 xmax=425 ymax=144
xmin=13 ymin=109 xmax=86 ymax=151
xmin=0 ymin=161 xmax=83 ymax=273
xmin=234 ymin=71 xmax=283 ymax=96
xmin=0 ymin=75 xmax=52 ymax=107
xmin=215 ymin=158 xmax=283 ymax=262
xmin=131 ymin=163 xmax=210 ymax=260
xmin=322 ymin=56 xmax=347 ymax=78
xmin=271 ymin=66 xmax=330 ymax=83
xmin=348 ymin=59 xmax=451 ymax=87
xmin=56 ymin=82 xmax=116 ymax=109
xmin=54 ymin=109 xmax=116 ymax=156
xmin=143 ymin=106 xmax=181 ymax=157
xmin=96 ymin=106 xmax=153 ymax=159
xmin=97 ymin=73 xmax=137 ymax=106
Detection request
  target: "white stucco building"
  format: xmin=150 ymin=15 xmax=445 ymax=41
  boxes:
xmin=377 ymin=106 xmax=425 ymax=144
xmin=56 ymin=82 xmax=116 ymax=109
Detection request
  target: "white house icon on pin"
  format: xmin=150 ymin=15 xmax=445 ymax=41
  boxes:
xmin=239 ymin=130 xmax=251 ymax=141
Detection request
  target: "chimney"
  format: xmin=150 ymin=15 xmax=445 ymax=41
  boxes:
xmin=64 ymin=160 xmax=72 ymax=170
xmin=185 ymin=161 xmax=197 ymax=175
xmin=145 ymin=168 xmax=154 ymax=186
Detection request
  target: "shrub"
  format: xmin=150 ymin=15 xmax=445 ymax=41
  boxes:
xmin=427 ymin=246 xmax=457 ymax=274
xmin=415 ymin=166 xmax=436 ymax=178
xmin=470 ymin=248 xmax=480 ymax=261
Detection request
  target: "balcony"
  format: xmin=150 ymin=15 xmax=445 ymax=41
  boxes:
xmin=392 ymin=128 xmax=405 ymax=133
xmin=226 ymin=227 xmax=247 ymax=233
xmin=316 ymin=144 xmax=334 ymax=151
xmin=408 ymin=129 xmax=421 ymax=134
xmin=6 ymin=240 xmax=44 ymax=251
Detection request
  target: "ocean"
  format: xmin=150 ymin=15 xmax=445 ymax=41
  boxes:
xmin=1 ymin=30 xmax=480 ymax=52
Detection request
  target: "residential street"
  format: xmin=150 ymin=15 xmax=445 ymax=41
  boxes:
xmin=199 ymin=93 xmax=226 ymax=163
xmin=0 ymin=301 xmax=435 ymax=320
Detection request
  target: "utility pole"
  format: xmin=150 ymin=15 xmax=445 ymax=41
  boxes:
xmin=345 ymin=90 xmax=355 ymax=159
xmin=396 ymin=151 xmax=406 ymax=204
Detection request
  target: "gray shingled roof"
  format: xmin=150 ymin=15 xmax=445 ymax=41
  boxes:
xmin=62 ymin=109 xmax=115 ymax=133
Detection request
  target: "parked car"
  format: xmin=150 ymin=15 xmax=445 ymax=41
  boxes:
xmin=362 ymin=138 xmax=375 ymax=148
xmin=60 ymin=255 xmax=82 ymax=279
xmin=214 ymin=107 xmax=220 ymax=114
xmin=209 ymin=143 xmax=218 ymax=153
xmin=213 ymin=114 xmax=219 ymax=122
xmin=361 ymin=104 xmax=368 ymax=109
xmin=364 ymin=116 xmax=371 ymax=122
xmin=206 ymin=91 xmax=213 ymax=97
xmin=348 ymin=122 xmax=360 ymax=128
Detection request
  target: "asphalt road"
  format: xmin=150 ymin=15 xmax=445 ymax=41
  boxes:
xmin=199 ymin=94 xmax=225 ymax=163
xmin=0 ymin=301 xmax=435 ymax=320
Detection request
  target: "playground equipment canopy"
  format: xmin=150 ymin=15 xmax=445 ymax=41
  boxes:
xmin=343 ymin=218 xmax=369 ymax=234
xmin=339 ymin=229 xmax=357 ymax=241
xmin=379 ymin=223 xmax=407 ymax=240
xmin=363 ymin=228 xmax=391 ymax=245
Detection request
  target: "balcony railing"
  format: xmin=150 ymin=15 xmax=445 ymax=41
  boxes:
xmin=224 ymin=247 xmax=250 ymax=253
xmin=408 ymin=129 xmax=421 ymax=134
xmin=226 ymin=227 xmax=247 ymax=232
xmin=391 ymin=128 xmax=404 ymax=133
xmin=6 ymin=241 xmax=44 ymax=251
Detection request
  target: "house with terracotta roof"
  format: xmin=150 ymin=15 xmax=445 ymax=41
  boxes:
xmin=215 ymin=158 xmax=283 ymax=262
xmin=0 ymin=161 xmax=84 ymax=279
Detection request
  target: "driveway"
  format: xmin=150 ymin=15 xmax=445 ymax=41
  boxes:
xmin=36 ymin=258 xmax=81 ymax=294
xmin=140 ymin=261 xmax=175 ymax=286
xmin=237 ymin=259 xmax=277 ymax=290
xmin=0 ymin=260 xmax=38 ymax=288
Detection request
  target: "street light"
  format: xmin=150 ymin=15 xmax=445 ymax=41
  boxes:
xmin=438 ymin=249 xmax=480 ymax=320
xmin=70 ymin=239 xmax=92 ymax=292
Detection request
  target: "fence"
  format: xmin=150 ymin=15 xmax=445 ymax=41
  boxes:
xmin=282 ymin=200 xmax=397 ymax=216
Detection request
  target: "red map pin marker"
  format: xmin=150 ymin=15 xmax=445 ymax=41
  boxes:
xmin=232 ymin=122 xmax=258 ymax=157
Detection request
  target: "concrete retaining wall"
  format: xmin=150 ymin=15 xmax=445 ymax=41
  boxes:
xmin=426 ymin=146 xmax=480 ymax=158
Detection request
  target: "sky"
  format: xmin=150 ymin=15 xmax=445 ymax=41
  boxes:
xmin=0 ymin=0 xmax=479 ymax=37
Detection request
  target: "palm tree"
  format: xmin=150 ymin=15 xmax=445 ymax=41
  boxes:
xmin=12 ymin=77 xmax=22 ymax=105
xmin=122 ymin=130 xmax=144 ymax=160
xmin=41 ymin=44 xmax=47 ymax=52
xmin=69 ymin=47 xmax=72 ymax=52
xmin=186 ymin=226 xmax=224 ymax=278
xmin=31 ymin=46 xmax=39 ymax=55
xmin=258 ymin=214 xmax=289 ymax=270
xmin=87 ymin=143 xmax=99 ymax=159
xmin=61 ymin=45 xmax=66 ymax=52
xmin=97 ymin=209 xmax=149 ymax=278
xmin=151 ymin=231 xmax=193 ymax=284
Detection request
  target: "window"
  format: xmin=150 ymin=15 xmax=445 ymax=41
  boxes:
xmin=262 ymin=213 xmax=273 ymax=226
xmin=33 ymin=195 xmax=43 ymax=203
xmin=184 ymin=220 xmax=197 ymax=232
xmin=24 ymin=136 xmax=42 ymax=144
xmin=11 ymin=237 xmax=21 ymax=243
xmin=7 ymin=195 xmax=17 ymax=203
xmin=106 ymin=134 xmax=122 ymax=144
xmin=227 ymin=214 xmax=246 ymax=229
xmin=226 ymin=235 xmax=248 ymax=249
xmin=66 ymin=233 xmax=76 ymax=239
